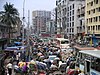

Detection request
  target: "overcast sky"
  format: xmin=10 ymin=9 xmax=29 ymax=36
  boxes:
xmin=0 ymin=0 xmax=56 ymax=24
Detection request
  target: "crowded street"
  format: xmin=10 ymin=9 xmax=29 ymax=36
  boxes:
xmin=0 ymin=0 xmax=100 ymax=75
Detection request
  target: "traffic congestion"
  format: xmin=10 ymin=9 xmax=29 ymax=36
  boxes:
xmin=2 ymin=36 xmax=84 ymax=75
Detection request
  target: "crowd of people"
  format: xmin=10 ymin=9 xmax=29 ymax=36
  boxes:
xmin=4 ymin=39 xmax=85 ymax=75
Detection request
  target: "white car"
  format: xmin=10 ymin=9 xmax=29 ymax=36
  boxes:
xmin=49 ymin=55 xmax=57 ymax=63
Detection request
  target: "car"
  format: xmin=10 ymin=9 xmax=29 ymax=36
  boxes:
xmin=48 ymin=55 xmax=57 ymax=63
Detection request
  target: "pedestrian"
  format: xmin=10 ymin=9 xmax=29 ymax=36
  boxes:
xmin=22 ymin=62 xmax=29 ymax=75
xmin=6 ymin=62 xmax=13 ymax=75
xmin=78 ymin=70 xmax=85 ymax=75
xmin=16 ymin=53 xmax=19 ymax=65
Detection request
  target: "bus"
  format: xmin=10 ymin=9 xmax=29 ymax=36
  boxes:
xmin=54 ymin=38 xmax=70 ymax=49
xmin=77 ymin=50 xmax=100 ymax=75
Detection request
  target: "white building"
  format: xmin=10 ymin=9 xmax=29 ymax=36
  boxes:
xmin=46 ymin=20 xmax=55 ymax=36
xmin=66 ymin=0 xmax=85 ymax=39
xmin=56 ymin=0 xmax=85 ymax=39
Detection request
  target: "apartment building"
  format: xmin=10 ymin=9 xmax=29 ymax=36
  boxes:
xmin=66 ymin=0 xmax=85 ymax=40
xmin=46 ymin=20 xmax=55 ymax=36
xmin=77 ymin=1 xmax=85 ymax=40
xmin=32 ymin=10 xmax=51 ymax=35
xmin=56 ymin=0 xmax=67 ymax=36
xmin=85 ymin=0 xmax=100 ymax=36
xmin=56 ymin=0 xmax=85 ymax=39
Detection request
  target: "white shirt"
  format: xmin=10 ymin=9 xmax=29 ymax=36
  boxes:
xmin=78 ymin=73 xmax=85 ymax=75
xmin=6 ymin=63 xmax=12 ymax=69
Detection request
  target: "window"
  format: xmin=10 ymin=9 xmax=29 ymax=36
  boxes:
xmin=72 ymin=16 xmax=74 ymax=21
xmin=88 ymin=26 xmax=90 ymax=30
xmin=96 ymin=17 xmax=98 ymax=22
xmin=91 ymin=1 xmax=93 ymax=6
xmin=96 ymin=0 xmax=98 ymax=4
xmin=72 ymin=28 xmax=74 ymax=32
xmin=87 ymin=19 xmax=88 ymax=23
xmin=93 ymin=26 xmax=95 ymax=30
xmin=72 ymin=22 xmax=74 ymax=27
xmin=93 ymin=9 xmax=95 ymax=13
xmin=70 ymin=6 xmax=71 ymax=10
xmin=91 ymin=18 xmax=92 ymax=23
xmin=70 ymin=17 xmax=71 ymax=21
xmin=98 ymin=25 xmax=100 ymax=30
xmin=70 ymin=23 xmax=71 ymax=27
xmin=72 ymin=10 xmax=74 ymax=15
xmin=80 ymin=20 xmax=82 ymax=25
xmin=70 ymin=11 xmax=71 ymax=16
xmin=89 ymin=11 xmax=90 ymax=14
xmin=70 ymin=28 xmax=71 ymax=32
xmin=73 ymin=4 xmax=74 ymax=9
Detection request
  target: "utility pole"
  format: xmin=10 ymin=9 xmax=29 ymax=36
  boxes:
xmin=27 ymin=10 xmax=30 ymax=61
xmin=22 ymin=0 xmax=25 ymax=48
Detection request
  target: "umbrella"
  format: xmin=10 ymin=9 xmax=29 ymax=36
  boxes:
xmin=36 ymin=62 xmax=47 ymax=71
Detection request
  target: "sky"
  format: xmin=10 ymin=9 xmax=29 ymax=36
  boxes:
xmin=0 ymin=0 xmax=56 ymax=24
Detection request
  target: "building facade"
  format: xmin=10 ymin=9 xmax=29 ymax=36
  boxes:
xmin=85 ymin=0 xmax=100 ymax=36
xmin=46 ymin=20 xmax=55 ymax=37
xmin=32 ymin=10 xmax=51 ymax=35
xmin=77 ymin=1 xmax=85 ymax=41
xmin=56 ymin=0 xmax=67 ymax=37
xmin=85 ymin=0 xmax=100 ymax=45
xmin=56 ymin=0 xmax=85 ymax=39
xmin=66 ymin=0 xmax=85 ymax=40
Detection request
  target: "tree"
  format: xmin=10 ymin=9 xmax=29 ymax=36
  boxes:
xmin=0 ymin=2 xmax=21 ymax=43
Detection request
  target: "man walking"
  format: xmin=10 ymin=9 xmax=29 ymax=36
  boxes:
xmin=6 ymin=62 xmax=13 ymax=75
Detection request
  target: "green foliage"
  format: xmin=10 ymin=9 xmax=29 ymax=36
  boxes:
xmin=0 ymin=2 xmax=19 ymax=26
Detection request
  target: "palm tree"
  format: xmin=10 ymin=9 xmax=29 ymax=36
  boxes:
xmin=0 ymin=2 xmax=20 ymax=43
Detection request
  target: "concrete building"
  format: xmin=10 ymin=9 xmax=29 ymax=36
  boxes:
xmin=56 ymin=0 xmax=67 ymax=37
xmin=66 ymin=0 xmax=85 ymax=40
xmin=77 ymin=1 xmax=85 ymax=41
xmin=46 ymin=20 xmax=55 ymax=37
xmin=32 ymin=10 xmax=51 ymax=35
xmin=85 ymin=0 xmax=100 ymax=36
xmin=56 ymin=0 xmax=85 ymax=39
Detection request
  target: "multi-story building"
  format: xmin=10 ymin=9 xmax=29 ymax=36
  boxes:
xmin=46 ymin=20 xmax=55 ymax=37
xmin=56 ymin=0 xmax=67 ymax=37
xmin=85 ymin=0 xmax=100 ymax=40
xmin=66 ymin=0 xmax=85 ymax=40
xmin=32 ymin=10 xmax=51 ymax=35
xmin=56 ymin=0 xmax=85 ymax=39
xmin=77 ymin=1 xmax=85 ymax=40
